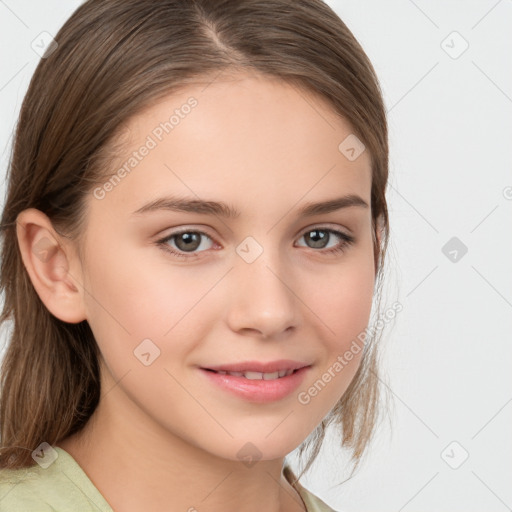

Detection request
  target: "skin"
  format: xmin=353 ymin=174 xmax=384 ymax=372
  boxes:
xmin=16 ymin=70 xmax=377 ymax=512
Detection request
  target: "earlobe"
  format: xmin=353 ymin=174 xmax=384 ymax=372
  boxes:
xmin=15 ymin=208 xmax=87 ymax=324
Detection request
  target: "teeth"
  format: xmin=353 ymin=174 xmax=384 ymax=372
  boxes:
xmin=216 ymin=369 xmax=295 ymax=379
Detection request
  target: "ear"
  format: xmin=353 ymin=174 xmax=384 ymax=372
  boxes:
xmin=16 ymin=208 xmax=87 ymax=324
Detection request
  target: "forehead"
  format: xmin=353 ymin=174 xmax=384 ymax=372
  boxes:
xmin=92 ymin=71 xmax=372 ymax=219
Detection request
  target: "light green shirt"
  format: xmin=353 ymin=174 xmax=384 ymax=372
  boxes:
xmin=0 ymin=447 xmax=337 ymax=511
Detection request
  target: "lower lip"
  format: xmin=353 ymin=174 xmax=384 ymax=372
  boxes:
xmin=200 ymin=367 xmax=310 ymax=403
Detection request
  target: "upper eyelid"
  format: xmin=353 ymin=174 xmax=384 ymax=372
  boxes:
xmin=161 ymin=223 xmax=352 ymax=239
xmin=159 ymin=224 xmax=353 ymax=247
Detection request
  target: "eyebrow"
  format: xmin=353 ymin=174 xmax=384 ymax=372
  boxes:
xmin=131 ymin=193 xmax=369 ymax=219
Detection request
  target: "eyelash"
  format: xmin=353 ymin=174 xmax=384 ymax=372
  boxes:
xmin=155 ymin=227 xmax=355 ymax=260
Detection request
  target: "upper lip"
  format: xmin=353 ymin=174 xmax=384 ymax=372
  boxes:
xmin=202 ymin=359 xmax=311 ymax=373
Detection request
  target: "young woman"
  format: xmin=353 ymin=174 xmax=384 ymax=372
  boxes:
xmin=0 ymin=1 xmax=390 ymax=510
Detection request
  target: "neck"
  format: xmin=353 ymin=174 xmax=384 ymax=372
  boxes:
xmin=58 ymin=375 xmax=306 ymax=512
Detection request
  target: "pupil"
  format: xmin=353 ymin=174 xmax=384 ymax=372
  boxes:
xmin=176 ymin=232 xmax=200 ymax=252
xmin=307 ymin=230 xmax=327 ymax=248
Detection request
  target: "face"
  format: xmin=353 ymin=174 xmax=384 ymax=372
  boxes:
xmin=77 ymin=71 xmax=376 ymax=462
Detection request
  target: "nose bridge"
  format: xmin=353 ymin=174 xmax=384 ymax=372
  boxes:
xmin=227 ymin=235 xmax=299 ymax=336
xmin=236 ymin=237 xmax=293 ymax=302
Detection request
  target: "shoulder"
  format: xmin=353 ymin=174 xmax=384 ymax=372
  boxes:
xmin=282 ymin=464 xmax=341 ymax=512
xmin=296 ymin=484 xmax=340 ymax=512
xmin=0 ymin=447 xmax=113 ymax=512
xmin=0 ymin=463 xmax=73 ymax=511
xmin=299 ymin=488 xmax=339 ymax=512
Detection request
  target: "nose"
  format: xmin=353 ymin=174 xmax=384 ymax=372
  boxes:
xmin=225 ymin=248 xmax=299 ymax=339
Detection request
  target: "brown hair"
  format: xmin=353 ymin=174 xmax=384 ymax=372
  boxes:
xmin=0 ymin=0 xmax=390 ymax=480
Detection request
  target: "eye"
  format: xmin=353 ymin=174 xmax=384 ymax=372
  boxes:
xmin=156 ymin=229 xmax=215 ymax=259
xmin=296 ymin=227 xmax=355 ymax=256
xmin=155 ymin=226 xmax=355 ymax=259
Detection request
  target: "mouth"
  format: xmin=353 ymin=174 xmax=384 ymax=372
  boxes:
xmin=199 ymin=364 xmax=311 ymax=403
xmin=202 ymin=368 xmax=300 ymax=380
xmin=199 ymin=359 xmax=311 ymax=380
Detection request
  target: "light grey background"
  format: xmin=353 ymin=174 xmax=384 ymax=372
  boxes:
xmin=1 ymin=1 xmax=511 ymax=511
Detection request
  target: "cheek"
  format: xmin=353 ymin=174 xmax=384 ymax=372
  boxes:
xmin=83 ymin=240 xmax=198 ymax=333
xmin=324 ymin=267 xmax=375 ymax=338
xmin=303 ymin=244 xmax=375 ymax=390
xmin=296 ymin=271 xmax=373 ymax=417
xmin=306 ymin=245 xmax=376 ymax=341
xmin=81 ymin=241 xmax=221 ymax=376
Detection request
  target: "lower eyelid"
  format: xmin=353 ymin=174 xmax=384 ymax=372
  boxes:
xmin=158 ymin=227 xmax=354 ymax=257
